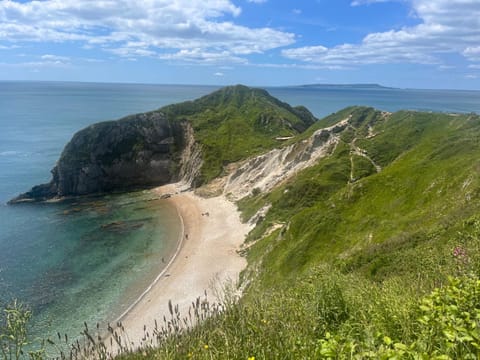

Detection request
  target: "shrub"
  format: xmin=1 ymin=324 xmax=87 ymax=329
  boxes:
xmin=0 ymin=300 xmax=44 ymax=360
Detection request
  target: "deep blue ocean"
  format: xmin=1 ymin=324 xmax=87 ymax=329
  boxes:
xmin=1 ymin=81 xmax=480 ymax=340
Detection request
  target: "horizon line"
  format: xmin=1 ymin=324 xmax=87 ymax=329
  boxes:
xmin=0 ymin=79 xmax=479 ymax=92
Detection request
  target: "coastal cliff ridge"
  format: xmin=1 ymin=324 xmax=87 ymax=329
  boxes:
xmin=8 ymin=85 xmax=316 ymax=203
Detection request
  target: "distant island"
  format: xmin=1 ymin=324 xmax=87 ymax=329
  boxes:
xmin=295 ymin=83 xmax=395 ymax=89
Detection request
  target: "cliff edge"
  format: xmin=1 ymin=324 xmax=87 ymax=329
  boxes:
xmin=9 ymin=85 xmax=316 ymax=203
xmin=9 ymin=111 xmax=185 ymax=203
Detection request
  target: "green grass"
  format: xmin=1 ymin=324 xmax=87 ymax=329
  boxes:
xmin=241 ymin=109 xmax=480 ymax=284
xmin=115 ymin=107 xmax=480 ymax=359
xmin=106 ymin=108 xmax=480 ymax=358
xmin=5 ymin=107 xmax=480 ymax=359
xmin=161 ymin=85 xmax=316 ymax=183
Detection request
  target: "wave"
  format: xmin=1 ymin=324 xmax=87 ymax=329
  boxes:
xmin=0 ymin=150 xmax=29 ymax=157
xmin=0 ymin=151 xmax=19 ymax=156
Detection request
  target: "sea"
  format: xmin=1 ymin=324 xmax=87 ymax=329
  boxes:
xmin=1 ymin=81 xmax=480 ymax=342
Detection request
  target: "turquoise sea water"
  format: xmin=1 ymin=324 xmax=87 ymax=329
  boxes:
xmin=1 ymin=81 xmax=480 ymax=341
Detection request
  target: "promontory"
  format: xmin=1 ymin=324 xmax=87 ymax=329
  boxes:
xmin=9 ymin=85 xmax=316 ymax=203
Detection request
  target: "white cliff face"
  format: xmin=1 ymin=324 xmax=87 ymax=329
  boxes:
xmin=223 ymin=118 xmax=350 ymax=200
xmin=178 ymin=121 xmax=203 ymax=186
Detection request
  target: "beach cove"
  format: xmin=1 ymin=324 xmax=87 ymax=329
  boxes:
xmin=112 ymin=182 xmax=251 ymax=348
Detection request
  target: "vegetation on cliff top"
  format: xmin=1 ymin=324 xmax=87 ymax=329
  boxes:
xmin=161 ymin=85 xmax=316 ymax=183
xmin=10 ymin=85 xmax=315 ymax=202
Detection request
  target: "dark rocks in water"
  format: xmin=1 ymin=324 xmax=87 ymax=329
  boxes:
xmin=10 ymin=182 xmax=58 ymax=203
xmin=9 ymin=111 xmax=185 ymax=203
xmin=100 ymin=220 xmax=144 ymax=233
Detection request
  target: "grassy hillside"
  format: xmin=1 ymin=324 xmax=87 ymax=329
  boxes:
xmin=117 ymin=107 xmax=480 ymax=359
xmin=5 ymin=104 xmax=480 ymax=359
xmin=241 ymin=108 xmax=480 ymax=284
xmin=161 ymin=85 xmax=316 ymax=183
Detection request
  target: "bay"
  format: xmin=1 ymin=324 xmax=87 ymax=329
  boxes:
xmin=0 ymin=82 xmax=215 ymax=341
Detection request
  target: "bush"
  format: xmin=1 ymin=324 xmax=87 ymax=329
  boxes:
xmin=0 ymin=300 xmax=44 ymax=360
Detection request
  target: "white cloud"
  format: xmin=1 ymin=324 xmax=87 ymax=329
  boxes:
xmin=253 ymin=62 xmax=351 ymax=71
xmin=0 ymin=0 xmax=294 ymax=64
xmin=0 ymin=60 xmax=69 ymax=68
xmin=0 ymin=53 xmax=71 ymax=68
xmin=82 ymin=58 xmax=105 ymax=63
xmin=0 ymin=44 xmax=20 ymax=50
xmin=283 ymin=0 xmax=480 ymax=68
xmin=158 ymin=48 xmax=248 ymax=64
xmin=41 ymin=54 xmax=70 ymax=62
xmin=109 ymin=47 xmax=157 ymax=58
xmin=464 ymin=47 xmax=480 ymax=62
xmin=214 ymin=72 xmax=224 ymax=76
xmin=351 ymin=0 xmax=403 ymax=6
xmin=247 ymin=0 xmax=267 ymax=3
xmin=437 ymin=64 xmax=455 ymax=70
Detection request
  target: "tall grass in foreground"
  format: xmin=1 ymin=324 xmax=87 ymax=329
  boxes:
xmin=4 ymin=219 xmax=480 ymax=359
xmin=118 ymin=272 xmax=480 ymax=359
xmin=3 ymin=264 xmax=480 ymax=359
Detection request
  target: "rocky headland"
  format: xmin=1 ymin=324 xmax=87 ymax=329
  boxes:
xmin=9 ymin=85 xmax=316 ymax=203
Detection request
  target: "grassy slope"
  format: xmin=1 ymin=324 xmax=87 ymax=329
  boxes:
xmin=118 ymin=108 xmax=480 ymax=358
xmin=161 ymin=85 xmax=316 ymax=184
xmin=240 ymin=108 xmax=480 ymax=282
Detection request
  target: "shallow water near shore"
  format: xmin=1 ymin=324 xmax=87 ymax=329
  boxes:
xmin=1 ymin=191 xmax=181 ymax=340
xmin=0 ymin=82 xmax=213 ymax=341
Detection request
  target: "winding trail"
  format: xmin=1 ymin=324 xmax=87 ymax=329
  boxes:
xmin=348 ymin=125 xmax=382 ymax=182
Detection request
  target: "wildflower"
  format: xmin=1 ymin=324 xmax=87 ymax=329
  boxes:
xmin=453 ymin=246 xmax=467 ymax=258
xmin=248 ymin=357 xmax=255 ymax=360
xmin=204 ymin=344 xmax=209 ymax=350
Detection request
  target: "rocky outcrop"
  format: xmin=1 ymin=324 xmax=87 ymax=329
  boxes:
xmin=222 ymin=118 xmax=350 ymax=200
xmin=9 ymin=111 xmax=185 ymax=203
xmin=8 ymin=85 xmax=321 ymax=204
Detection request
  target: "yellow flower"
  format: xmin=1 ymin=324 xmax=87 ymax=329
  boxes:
xmin=248 ymin=357 xmax=255 ymax=360
xmin=204 ymin=344 xmax=209 ymax=350
xmin=187 ymin=353 xmax=192 ymax=358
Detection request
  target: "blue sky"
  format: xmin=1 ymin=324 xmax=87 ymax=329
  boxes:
xmin=1 ymin=0 xmax=480 ymax=89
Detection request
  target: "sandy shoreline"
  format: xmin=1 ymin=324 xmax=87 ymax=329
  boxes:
xmin=110 ymin=182 xmax=251 ymax=349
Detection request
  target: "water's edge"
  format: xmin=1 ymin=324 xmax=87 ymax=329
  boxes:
xmin=114 ymin=195 xmax=185 ymax=324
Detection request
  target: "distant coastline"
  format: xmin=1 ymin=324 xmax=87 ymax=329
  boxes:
xmin=294 ymin=83 xmax=396 ymax=90
xmin=3 ymin=79 xmax=480 ymax=92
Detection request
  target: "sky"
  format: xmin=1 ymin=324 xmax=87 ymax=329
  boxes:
xmin=0 ymin=0 xmax=480 ymax=89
